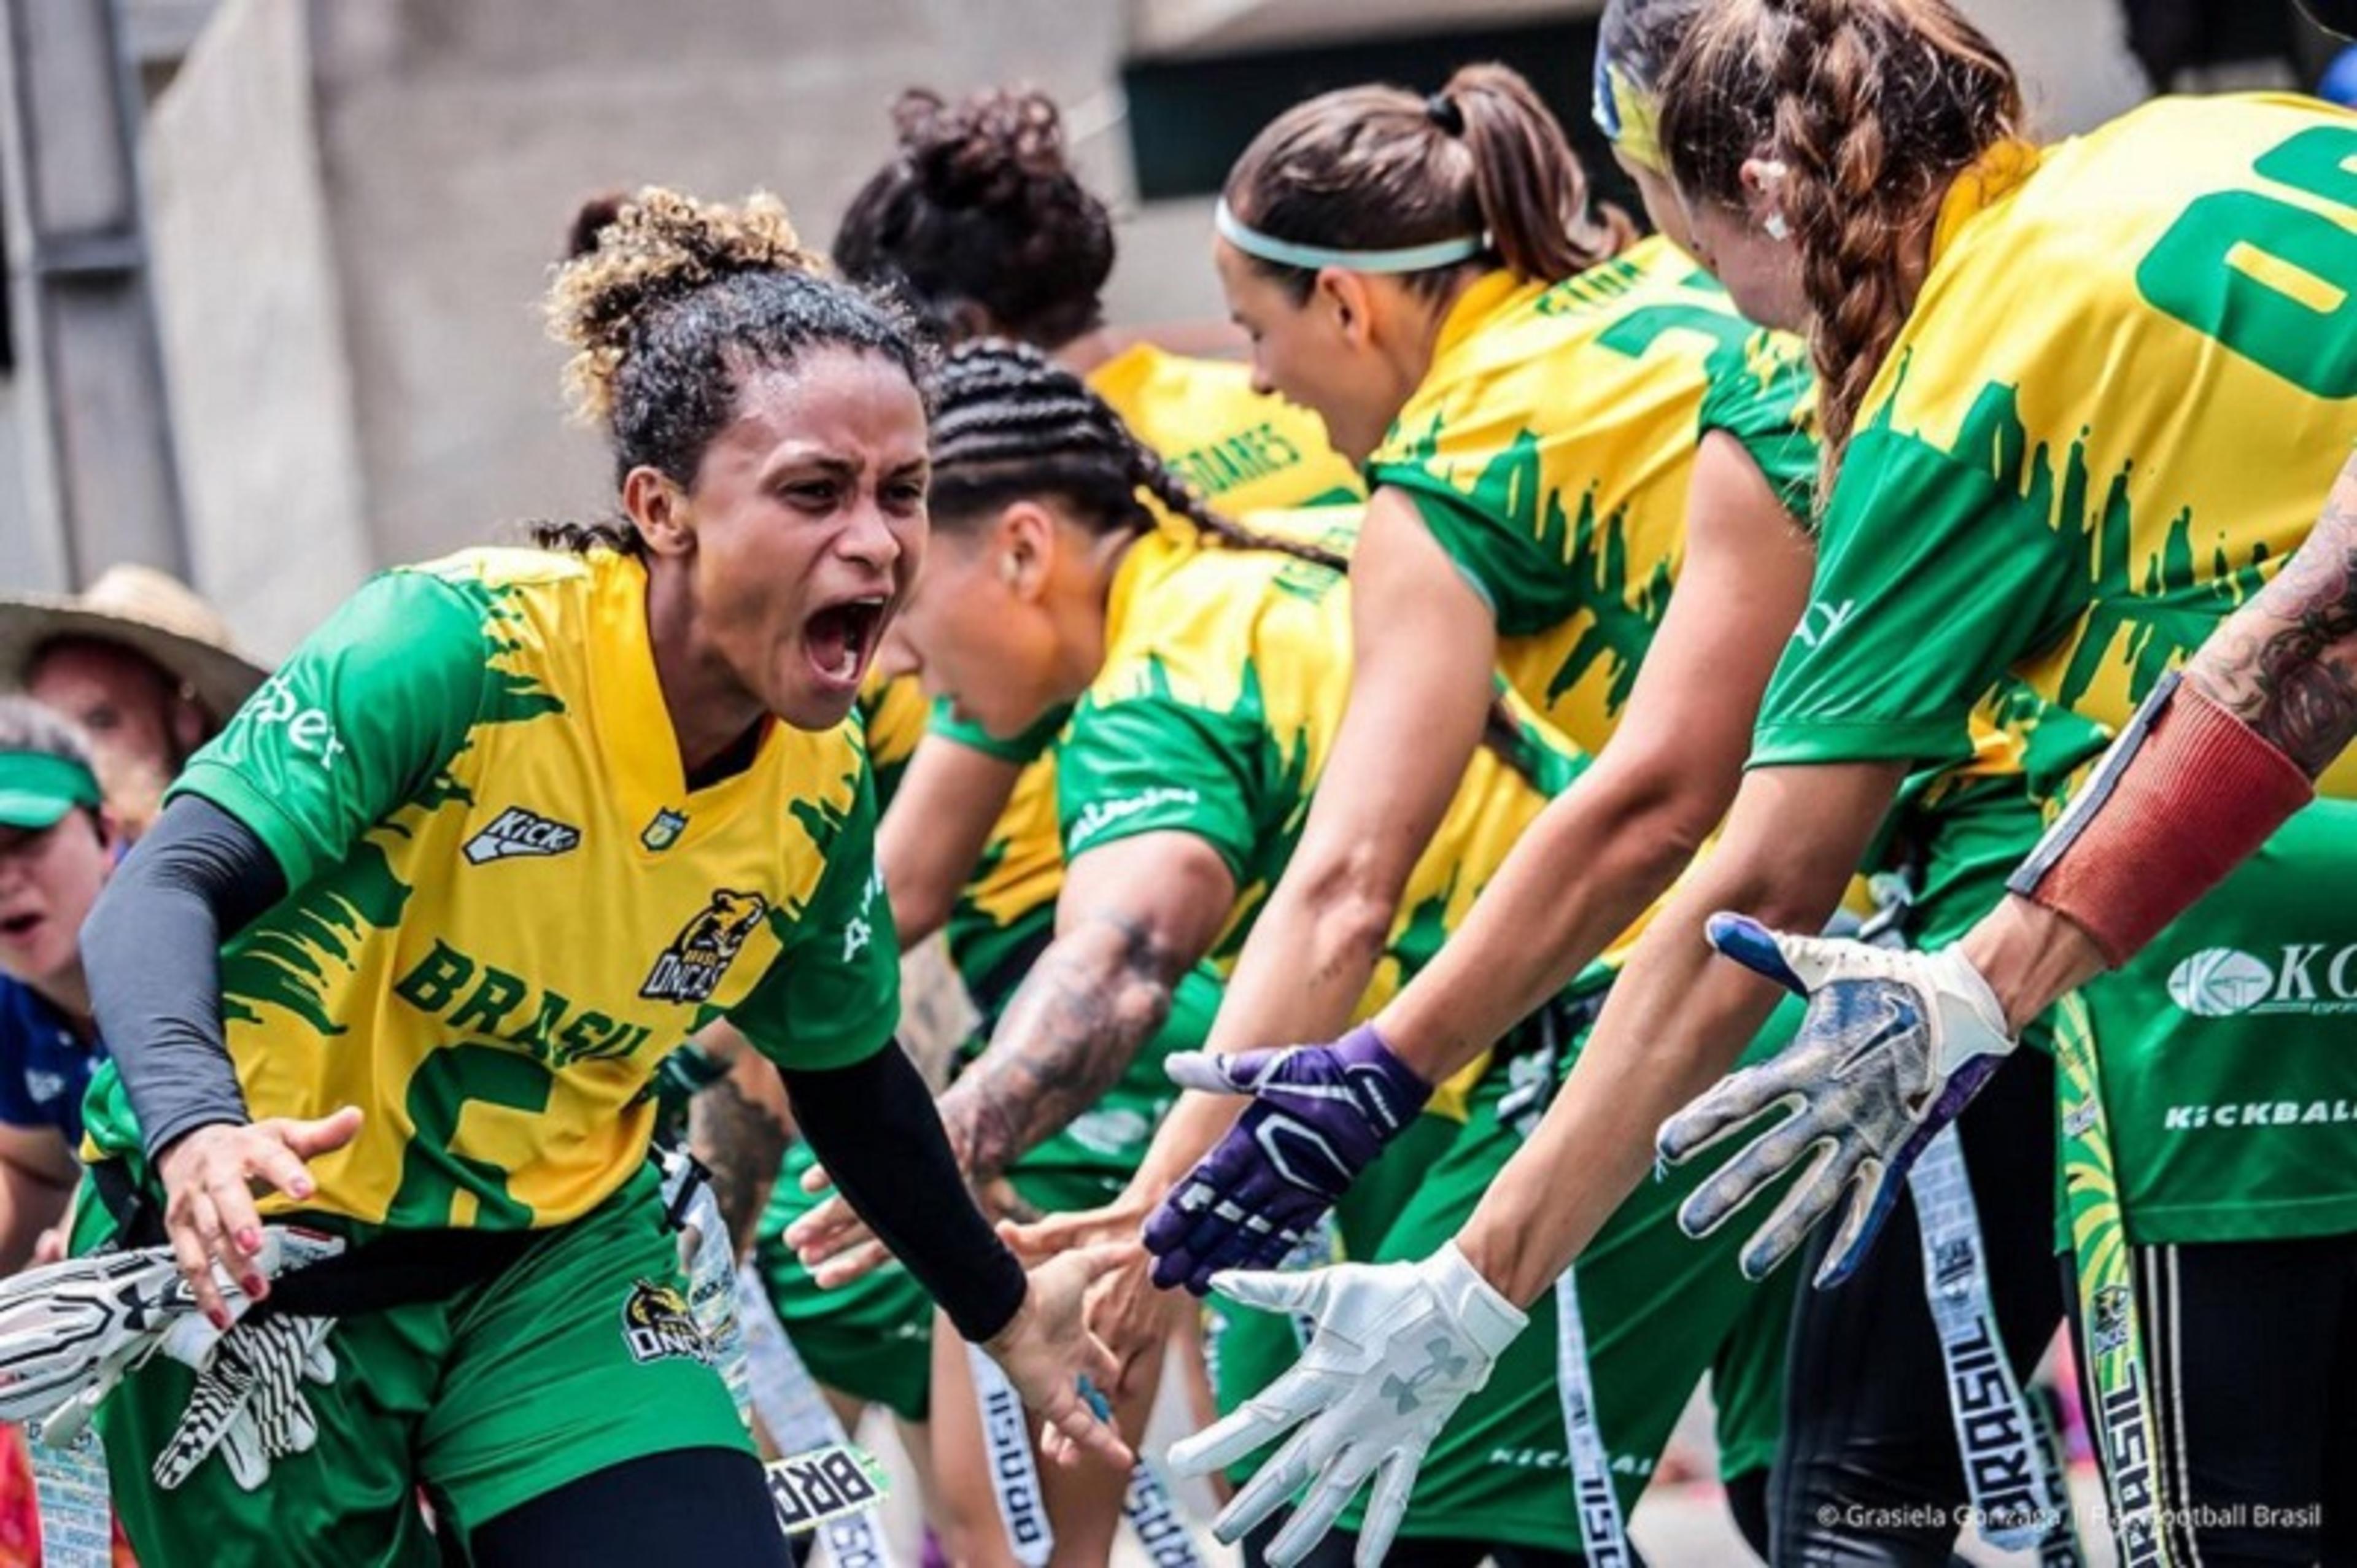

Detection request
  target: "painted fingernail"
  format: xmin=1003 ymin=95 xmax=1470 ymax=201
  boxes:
xmin=289 ymin=1180 xmax=314 ymax=1199
xmin=208 ymin=1307 xmax=231 ymax=1329
xmin=1078 ymin=1377 xmax=1113 ymax=1421
xmin=241 ymin=1275 xmax=266 ymax=1297
xmin=235 ymin=1228 xmax=262 ymax=1253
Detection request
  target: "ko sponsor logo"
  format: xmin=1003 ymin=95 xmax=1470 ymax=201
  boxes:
xmin=2165 ymin=944 xmax=2357 ymax=1018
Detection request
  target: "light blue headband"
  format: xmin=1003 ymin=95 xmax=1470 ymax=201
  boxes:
xmin=1213 ymin=199 xmax=1489 ymax=274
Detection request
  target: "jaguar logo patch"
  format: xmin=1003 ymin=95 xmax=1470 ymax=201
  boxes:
xmin=621 ymin=1278 xmax=710 ymax=1364
xmin=640 ymin=890 xmax=768 ymax=1004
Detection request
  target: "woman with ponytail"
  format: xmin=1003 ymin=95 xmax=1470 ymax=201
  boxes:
xmin=52 ymin=189 xmax=1128 ymax=1566
xmin=998 ymin=58 xmax=1824 ymax=1563
xmin=1171 ymin=4 xmax=2357 ymax=1563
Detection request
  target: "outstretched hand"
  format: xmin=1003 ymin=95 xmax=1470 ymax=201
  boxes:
xmin=984 ymin=1242 xmax=1137 ymax=1471
xmin=1144 ymin=1024 xmax=1431 ymax=1295
xmin=1167 ymin=1243 xmax=1525 ymax=1567
xmin=1658 ymin=914 xmax=2014 ymax=1286
xmin=155 ymin=1108 xmax=362 ymax=1328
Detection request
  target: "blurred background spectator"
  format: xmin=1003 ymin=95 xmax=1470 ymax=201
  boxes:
xmin=0 ymin=567 xmax=265 ymax=837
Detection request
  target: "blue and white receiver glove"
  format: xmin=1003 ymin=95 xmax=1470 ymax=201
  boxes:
xmin=1144 ymin=1024 xmax=1431 ymax=1295
xmin=1166 ymin=1243 xmax=1526 ymax=1567
xmin=1657 ymin=913 xmax=2017 ymax=1287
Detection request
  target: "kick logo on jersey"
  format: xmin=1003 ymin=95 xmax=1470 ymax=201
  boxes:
xmin=462 ymin=805 xmax=582 ymax=865
xmin=2167 ymin=944 xmax=2357 ymax=1017
xmin=621 ymin=1278 xmax=711 ymax=1364
xmin=641 ymin=890 xmax=769 ymax=1003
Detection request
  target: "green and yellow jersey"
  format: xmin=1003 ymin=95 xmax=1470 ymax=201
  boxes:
xmin=1089 ymin=341 xmax=1363 ymax=512
xmin=855 ymin=666 xmax=931 ymax=807
xmin=83 ymin=548 xmax=899 ymax=1232
xmin=1368 ymin=236 xmax=1816 ymax=757
xmin=1749 ymin=94 xmax=2357 ymax=1240
xmin=1754 ymin=95 xmax=2357 ymax=795
xmin=1056 ymin=516 xmax=1586 ymax=1062
xmin=872 ymin=342 xmax=1364 ymax=1024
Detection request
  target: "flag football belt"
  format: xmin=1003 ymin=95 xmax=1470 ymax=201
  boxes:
xmin=88 ymin=1158 xmax=542 ymax=1322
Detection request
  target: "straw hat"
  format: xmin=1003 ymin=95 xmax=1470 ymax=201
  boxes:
xmin=0 ymin=565 xmax=269 ymax=724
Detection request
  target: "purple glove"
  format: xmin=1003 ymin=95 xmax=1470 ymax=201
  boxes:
xmin=1144 ymin=1023 xmax=1433 ymax=1296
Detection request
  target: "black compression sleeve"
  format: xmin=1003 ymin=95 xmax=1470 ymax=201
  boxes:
xmin=778 ymin=1045 xmax=1029 ymax=1343
xmin=83 ymin=795 xmax=288 ymax=1160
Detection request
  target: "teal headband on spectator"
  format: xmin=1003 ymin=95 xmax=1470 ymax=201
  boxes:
xmin=0 ymin=751 xmax=102 ymax=832
xmin=1214 ymin=199 xmax=1488 ymax=274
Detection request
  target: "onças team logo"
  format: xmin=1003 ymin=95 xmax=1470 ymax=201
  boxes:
xmin=2166 ymin=944 xmax=2357 ymax=1018
xmin=640 ymin=890 xmax=768 ymax=1003
xmin=620 ymin=1279 xmax=711 ymax=1364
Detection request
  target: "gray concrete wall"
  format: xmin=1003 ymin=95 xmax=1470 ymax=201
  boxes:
xmin=144 ymin=0 xmax=371 ymax=657
xmin=126 ymin=0 xmax=2148 ymax=636
xmin=304 ymin=0 xmax=1135 ymax=570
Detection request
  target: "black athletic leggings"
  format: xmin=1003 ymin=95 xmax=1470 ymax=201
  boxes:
xmin=2064 ymin=1232 xmax=2357 ymax=1566
xmin=1771 ymin=1047 xmax=2066 ymax=1567
xmin=460 ymin=1446 xmax=791 ymax=1567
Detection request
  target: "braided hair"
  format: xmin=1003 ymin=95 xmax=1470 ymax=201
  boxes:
xmin=1658 ymin=0 xmax=2020 ymax=490
xmin=928 ymin=341 xmax=1347 ymax=573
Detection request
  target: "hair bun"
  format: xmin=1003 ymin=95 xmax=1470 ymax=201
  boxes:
xmin=892 ymin=86 xmax=1072 ymax=211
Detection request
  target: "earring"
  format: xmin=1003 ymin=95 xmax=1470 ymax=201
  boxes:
xmin=1764 ymin=212 xmax=1792 ymax=242
xmin=999 ymin=556 xmax=1020 ymax=585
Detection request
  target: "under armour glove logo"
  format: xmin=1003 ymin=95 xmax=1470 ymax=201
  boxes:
xmin=1380 ymin=1337 xmax=1473 ymax=1413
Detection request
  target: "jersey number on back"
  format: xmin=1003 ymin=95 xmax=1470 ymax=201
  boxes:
xmin=2137 ymin=124 xmax=2357 ymax=399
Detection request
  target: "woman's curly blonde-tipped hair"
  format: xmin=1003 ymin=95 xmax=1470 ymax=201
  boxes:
xmin=546 ymin=187 xmax=824 ymax=426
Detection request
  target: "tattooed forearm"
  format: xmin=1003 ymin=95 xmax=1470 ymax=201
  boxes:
xmin=689 ymin=1056 xmax=795 ymax=1256
xmin=2192 ymin=456 xmax=2357 ymax=778
xmin=939 ymin=910 xmax=1183 ymax=1188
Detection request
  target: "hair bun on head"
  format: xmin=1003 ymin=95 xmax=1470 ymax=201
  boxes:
xmin=892 ymin=85 xmax=1071 ymax=211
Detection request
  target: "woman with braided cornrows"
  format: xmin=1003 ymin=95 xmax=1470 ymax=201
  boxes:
xmin=1181 ymin=5 xmax=2357 ymax=1564
xmin=823 ymin=83 xmax=1360 ymax=949
xmin=827 ymin=339 xmax=1589 ymax=1567
xmin=53 ymin=188 xmax=1127 ymax=1567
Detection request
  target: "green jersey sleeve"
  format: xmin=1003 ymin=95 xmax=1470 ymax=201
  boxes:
xmin=1055 ymin=693 xmax=1265 ymax=880
xmin=168 ymin=570 xmax=489 ymax=888
xmin=726 ymin=763 xmax=900 ymax=1072
xmin=1698 ymin=333 xmax=1819 ymax=523
xmin=1366 ymin=476 xmax=1582 ymax=638
xmin=1750 ymin=422 xmax=2090 ymax=772
xmin=926 ymin=697 xmax=1070 ymax=765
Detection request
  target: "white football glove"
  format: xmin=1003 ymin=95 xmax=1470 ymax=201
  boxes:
xmin=152 ymin=1310 xmax=338 ymax=1491
xmin=1166 ymin=1244 xmax=1527 ymax=1567
xmin=0 ymin=1226 xmax=343 ymax=1446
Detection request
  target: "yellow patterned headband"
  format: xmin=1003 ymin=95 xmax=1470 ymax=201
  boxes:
xmin=1592 ymin=56 xmax=1665 ymax=175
